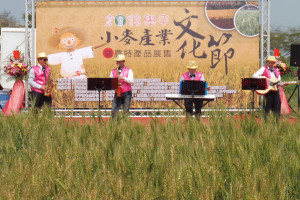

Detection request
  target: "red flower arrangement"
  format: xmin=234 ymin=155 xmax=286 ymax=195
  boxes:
xmin=275 ymin=60 xmax=291 ymax=76
xmin=273 ymin=49 xmax=291 ymax=76
xmin=4 ymin=51 xmax=28 ymax=79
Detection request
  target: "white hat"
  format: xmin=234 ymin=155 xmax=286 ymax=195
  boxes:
xmin=186 ymin=61 xmax=198 ymax=69
xmin=267 ymin=56 xmax=277 ymax=62
xmin=37 ymin=52 xmax=48 ymax=59
xmin=115 ymin=54 xmax=125 ymax=61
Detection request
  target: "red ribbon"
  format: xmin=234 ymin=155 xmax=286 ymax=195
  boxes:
xmin=13 ymin=50 xmax=20 ymax=59
xmin=274 ymin=49 xmax=280 ymax=57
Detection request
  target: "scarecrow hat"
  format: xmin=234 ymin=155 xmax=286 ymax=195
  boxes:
xmin=48 ymin=27 xmax=87 ymax=48
xmin=186 ymin=61 xmax=198 ymax=69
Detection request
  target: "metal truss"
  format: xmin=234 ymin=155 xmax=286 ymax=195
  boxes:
xmin=53 ymin=108 xmax=256 ymax=118
xmin=54 ymin=108 xmax=185 ymax=118
xmin=260 ymin=0 xmax=270 ymax=67
xmin=25 ymin=0 xmax=36 ymax=107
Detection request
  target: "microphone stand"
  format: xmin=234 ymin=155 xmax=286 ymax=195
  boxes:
xmin=94 ymin=86 xmax=104 ymax=110
xmin=287 ymin=66 xmax=300 ymax=112
xmin=248 ymin=81 xmax=261 ymax=110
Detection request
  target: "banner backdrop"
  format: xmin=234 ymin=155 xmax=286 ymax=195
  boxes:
xmin=36 ymin=1 xmax=259 ymax=108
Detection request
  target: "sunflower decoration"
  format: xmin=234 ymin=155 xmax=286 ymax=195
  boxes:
xmin=4 ymin=50 xmax=28 ymax=79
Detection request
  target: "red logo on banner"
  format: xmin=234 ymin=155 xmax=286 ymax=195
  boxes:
xmin=103 ymin=48 xmax=114 ymax=58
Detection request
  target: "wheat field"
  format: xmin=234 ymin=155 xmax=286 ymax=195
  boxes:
xmin=0 ymin=109 xmax=299 ymax=199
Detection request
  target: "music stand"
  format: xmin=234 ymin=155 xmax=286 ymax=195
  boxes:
xmin=87 ymin=78 xmax=118 ymax=109
xmin=180 ymin=80 xmax=207 ymax=97
xmin=242 ymin=78 xmax=267 ymax=109
xmin=287 ymin=64 xmax=300 ymax=112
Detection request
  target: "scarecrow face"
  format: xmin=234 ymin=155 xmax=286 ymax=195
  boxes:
xmin=59 ymin=33 xmax=79 ymax=50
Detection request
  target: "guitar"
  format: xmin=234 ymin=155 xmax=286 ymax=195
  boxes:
xmin=255 ymin=77 xmax=299 ymax=95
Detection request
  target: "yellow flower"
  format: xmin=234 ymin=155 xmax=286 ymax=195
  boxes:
xmin=280 ymin=63 xmax=287 ymax=71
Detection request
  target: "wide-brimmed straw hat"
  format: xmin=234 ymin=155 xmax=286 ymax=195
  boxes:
xmin=37 ymin=52 xmax=48 ymax=59
xmin=115 ymin=54 xmax=126 ymax=61
xmin=48 ymin=27 xmax=87 ymax=48
xmin=267 ymin=56 xmax=277 ymax=63
xmin=186 ymin=61 xmax=198 ymax=69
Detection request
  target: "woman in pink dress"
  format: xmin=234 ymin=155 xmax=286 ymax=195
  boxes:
xmin=2 ymin=52 xmax=26 ymax=116
xmin=275 ymin=60 xmax=292 ymax=115
xmin=2 ymin=79 xmax=25 ymax=116
xmin=278 ymin=85 xmax=292 ymax=115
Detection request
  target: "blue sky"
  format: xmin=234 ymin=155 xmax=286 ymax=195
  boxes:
xmin=0 ymin=0 xmax=299 ymax=30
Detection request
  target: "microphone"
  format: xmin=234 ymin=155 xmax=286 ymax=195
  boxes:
xmin=42 ymin=66 xmax=46 ymax=76
xmin=117 ymin=64 xmax=122 ymax=73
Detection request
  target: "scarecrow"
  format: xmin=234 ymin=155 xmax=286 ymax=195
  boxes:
xmin=48 ymin=27 xmax=106 ymax=79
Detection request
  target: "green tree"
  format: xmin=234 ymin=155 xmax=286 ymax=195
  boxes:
xmin=0 ymin=11 xmax=19 ymax=33
xmin=270 ymin=27 xmax=300 ymax=60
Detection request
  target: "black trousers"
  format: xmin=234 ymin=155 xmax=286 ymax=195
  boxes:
xmin=264 ymin=91 xmax=281 ymax=115
xmin=184 ymin=99 xmax=203 ymax=116
xmin=31 ymin=91 xmax=52 ymax=108
xmin=111 ymin=91 xmax=132 ymax=118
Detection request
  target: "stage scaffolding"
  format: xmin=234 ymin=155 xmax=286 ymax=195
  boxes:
xmin=25 ymin=0 xmax=269 ymax=117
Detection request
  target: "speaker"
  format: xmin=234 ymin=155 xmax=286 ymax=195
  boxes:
xmin=290 ymin=44 xmax=300 ymax=66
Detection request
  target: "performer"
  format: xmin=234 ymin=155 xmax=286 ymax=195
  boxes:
xmin=28 ymin=52 xmax=52 ymax=109
xmin=180 ymin=61 xmax=205 ymax=117
xmin=48 ymin=27 xmax=106 ymax=79
xmin=110 ymin=54 xmax=134 ymax=118
xmin=273 ymin=60 xmax=292 ymax=115
xmin=253 ymin=56 xmax=281 ymax=115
